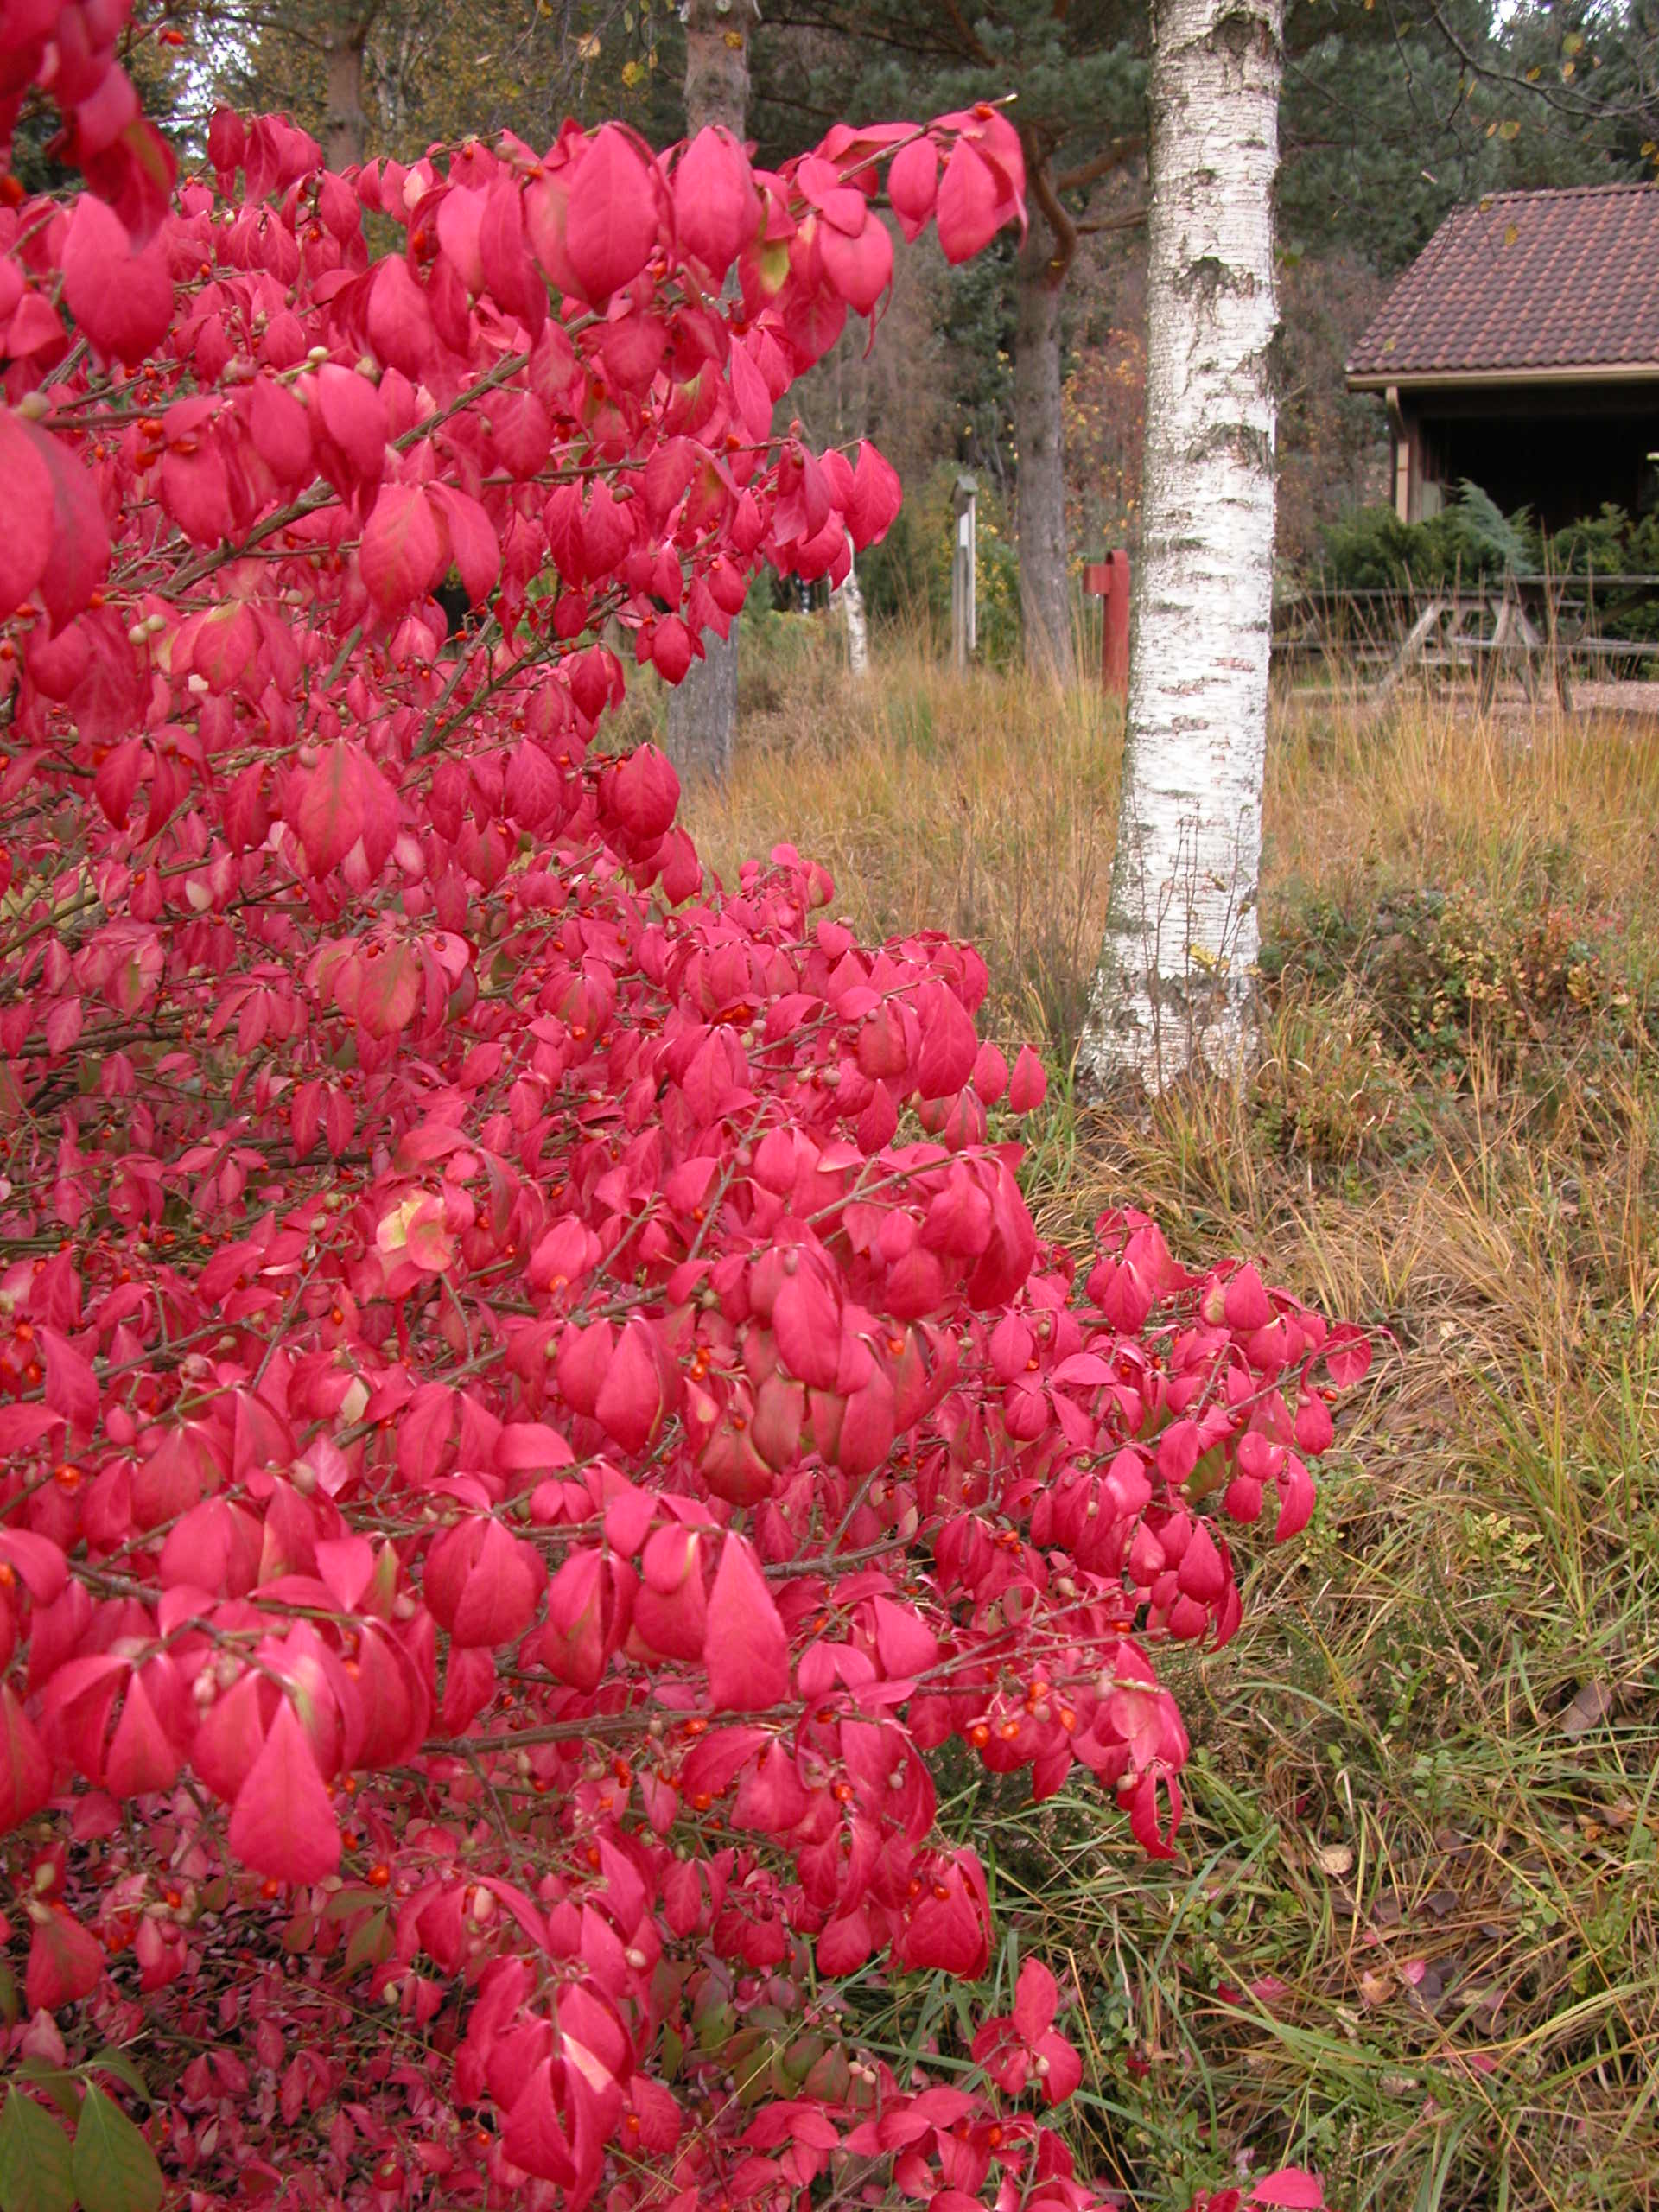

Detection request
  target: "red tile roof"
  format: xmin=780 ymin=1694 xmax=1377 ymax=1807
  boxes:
xmin=1346 ymin=184 xmax=1659 ymax=383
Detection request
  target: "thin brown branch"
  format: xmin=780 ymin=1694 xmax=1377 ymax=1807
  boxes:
xmin=1054 ymin=136 xmax=1143 ymax=194
xmin=1022 ymin=128 xmax=1077 ymax=292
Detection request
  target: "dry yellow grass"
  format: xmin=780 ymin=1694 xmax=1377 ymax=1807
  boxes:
xmin=682 ymin=618 xmax=1122 ymax=1048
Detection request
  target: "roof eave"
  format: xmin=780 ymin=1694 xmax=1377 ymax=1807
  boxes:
xmin=1346 ymin=361 xmax=1659 ymax=392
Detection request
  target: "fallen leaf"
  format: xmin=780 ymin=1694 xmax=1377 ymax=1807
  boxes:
xmin=1560 ymin=1681 xmax=1612 ymax=1740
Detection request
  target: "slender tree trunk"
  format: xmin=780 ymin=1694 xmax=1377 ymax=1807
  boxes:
xmin=1014 ymin=220 xmax=1074 ymax=685
xmin=1078 ymin=0 xmax=1282 ymax=1092
xmin=322 ymin=6 xmax=377 ymax=170
xmin=665 ymin=0 xmax=750 ymax=782
xmin=834 ymin=533 xmax=869 ymax=675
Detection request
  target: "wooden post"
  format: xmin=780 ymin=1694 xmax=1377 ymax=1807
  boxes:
xmin=1083 ymin=550 xmax=1132 ymax=696
xmin=951 ymin=474 xmax=977 ymax=671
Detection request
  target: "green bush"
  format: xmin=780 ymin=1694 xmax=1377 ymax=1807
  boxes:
xmin=1316 ymin=480 xmax=1536 ymax=593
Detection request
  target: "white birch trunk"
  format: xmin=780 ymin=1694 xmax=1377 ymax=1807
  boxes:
xmin=1078 ymin=0 xmax=1282 ymax=1092
xmin=834 ymin=534 xmax=868 ymax=676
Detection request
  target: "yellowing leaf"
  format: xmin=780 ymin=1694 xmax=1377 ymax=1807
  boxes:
xmin=70 ymin=2087 xmax=162 ymax=2212
xmin=0 ymin=2089 xmax=74 ymax=2212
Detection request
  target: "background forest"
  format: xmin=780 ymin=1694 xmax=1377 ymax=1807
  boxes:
xmin=27 ymin=0 xmax=1659 ymax=637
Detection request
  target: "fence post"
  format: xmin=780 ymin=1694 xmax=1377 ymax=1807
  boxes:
xmin=951 ymin=474 xmax=977 ymax=672
xmin=1083 ymin=550 xmax=1132 ymax=696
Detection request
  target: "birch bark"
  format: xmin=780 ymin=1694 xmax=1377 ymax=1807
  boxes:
xmin=1078 ymin=0 xmax=1282 ymax=1090
xmin=833 ymin=536 xmax=869 ymax=676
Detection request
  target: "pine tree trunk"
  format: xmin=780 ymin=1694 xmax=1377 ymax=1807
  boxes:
xmin=322 ymin=9 xmax=374 ymax=170
xmin=1078 ymin=0 xmax=1282 ymax=1093
xmin=1014 ymin=222 xmax=1074 ymax=685
xmin=665 ymin=0 xmax=750 ymax=782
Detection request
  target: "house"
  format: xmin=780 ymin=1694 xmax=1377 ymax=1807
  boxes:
xmin=1345 ymin=184 xmax=1659 ymax=531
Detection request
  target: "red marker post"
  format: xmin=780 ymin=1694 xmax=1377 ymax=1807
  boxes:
xmin=1083 ymin=550 xmax=1131 ymax=697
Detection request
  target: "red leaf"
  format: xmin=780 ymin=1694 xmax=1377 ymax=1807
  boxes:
xmin=820 ymin=215 xmax=893 ymax=314
xmin=0 ymin=409 xmax=56 ymax=610
xmin=249 ymin=375 xmax=314 ymax=485
xmin=0 ymin=1683 xmax=54 ymax=1833
xmin=887 ymin=137 xmax=938 ymax=240
xmin=1250 ymin=2171 xmax=1325 ymax=2210
xmin=26 ymin=1905 xmax=104 ymax=2011
xmin=565 ymin=124 xmax=659 ymax=302
xmin=315 ymin=363 xmax=388 ymax=483
xmin=935 ymin=141 xmax=1001 ymax=264
xmin=356 ymin=941 xmax=421 ymax=1037
xmin=105 ymin=1674 xmax=181 ymax=1796
xmin=1012 ymin=1956 xmax=1058 ymax=2040
xmin=295 ymin=741 xmax=365 ymax=874
xmin=673 ymin=126 xmax=760 ymax=278
xmin=41 ymin=1328 xmax=99 ymax=1433
xmin=27 ymin=417 xmax=111 ymax=627
xmin=705 ymin=1534 xmax=790 ymax=1711
xmin=428 ymin=485 xmax=501 ymax=604
xmin=226 ymin=1699 xmax=340 ymax=1884
xmin=594 ymin=1320 xmax=664 ymax=1454
xmin=847 ymin=442 xmax=901 ymax=550
xmin=1007 ymin=1044 xmax=1047 ymax=1113
xmin=61 ymin=194 xmax=173 ymax=365
xmin=360 ymin=484 xmax=446 ymax=614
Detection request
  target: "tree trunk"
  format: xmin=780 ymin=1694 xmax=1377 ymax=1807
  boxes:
xmin=834 ymin=533 xmax=869 ymax=675
xmin=1014 ymin=220 xmax=1074 ymax=685
xmin=322 ymin=9 xmax=374 ymax=171
xmin=682 ymin=0 xmax=749 ymax=133
xmin=665 ymin=0 xmax=751 ymax=783
xmin=1078 ymin=0 xmax=1282 ymax=1093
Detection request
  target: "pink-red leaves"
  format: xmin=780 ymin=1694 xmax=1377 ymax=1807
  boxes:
xmin=595 ymin=1321 xmax=667 ymax=1454
xmin=1008 ymin=1044 xmax=1048 ymax=1113
xmin=295 ymin=741 xmax=365 ymax=873
xmin=0 ymin=410 xmax=56 ymax=612
xmin=314 ymin=364 xmax=388 ymax=484
xmin=0 ymin=87 xmax=1353 ymax=2212
xmin=565 ymin=125 xmax=659 ymax=303
xmin=60 ymin=193 xmax=174 ymax=365
xmin=887 ymin=137 xmax=938 ymax=240
xmin=0 ymin=1685 xmax=53 ymax=1834
xmin=935 ymin=142 xmax=1004 ymax=264
xmin=1250 ymin=2173 xmax=1325 ymax=2210
xmin=674 ymin=126 xmax=760 ymax=278
xmin=425 ymin=1515 xmax=548 ymax=1647
xmin=429 ymin=485 xmax=500 ymax=604
xmin=226 ymin=1699 xmax=340 ymax=1885
xmin=705 ymin=1535 xmax=790 ymax=1711
xmin=971 ymin=1957 xmax=1084 ymax=2107
xmin=27 ymin=1904 xmax=104 ymax=2011
xmin=360 ymin=483 xmax=446 ymax=613
xmin=848 ymin=442 xmax=902 ymax=549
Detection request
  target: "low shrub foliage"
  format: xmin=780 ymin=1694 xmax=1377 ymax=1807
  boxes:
xmin=0 ymin=15 xmax=1360 ymax=2209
